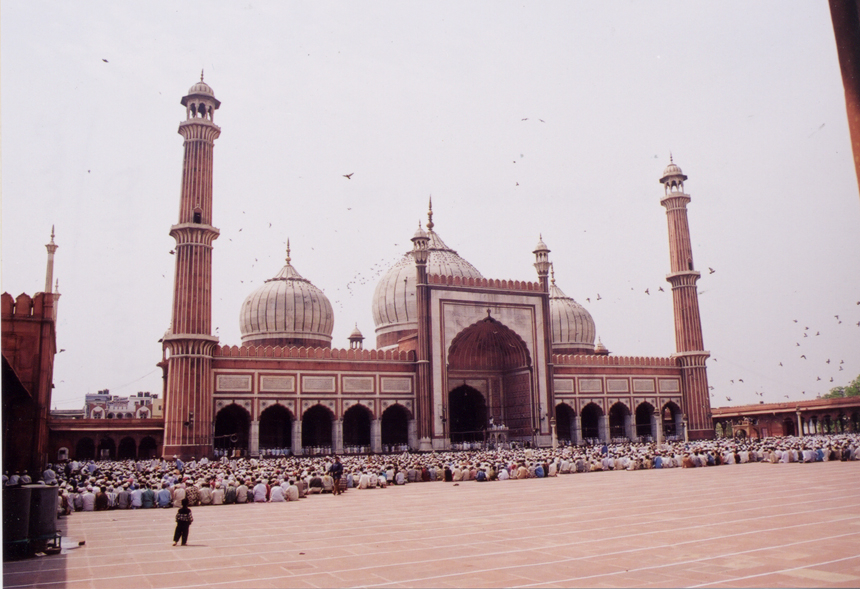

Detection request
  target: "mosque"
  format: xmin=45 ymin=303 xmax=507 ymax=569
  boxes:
xmin=149 ymin=75 xmax=714 ymax=461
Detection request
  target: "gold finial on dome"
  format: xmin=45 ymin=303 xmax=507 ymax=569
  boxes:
xmin=550 ymin=262 xmax=556 ymax=286
xmin=427 ymin=196 xmax=434 ymax=231
xmin=200 ymin=69 xmax=204 ymax=82
xmin=286 ymin=238 xmax=291 ymax=264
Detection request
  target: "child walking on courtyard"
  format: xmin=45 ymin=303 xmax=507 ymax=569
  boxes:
xmin=173 ymin=498 xmax=193 ymax=546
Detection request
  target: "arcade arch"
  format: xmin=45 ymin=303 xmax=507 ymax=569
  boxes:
xmin=608 ymin=402 xmax=630 ymax=440
xmin=555 ymin=403 xmax=575 ymax=443
xmin=343 ymin=404 xmax=372 ymax=449
xmin=580 ymin=403 xmax=602 ymax=441
xmin=381 ymin=404 xmax=409 ymax=450
xmin=635 ymin=402 xmax=655 ymax=439
xmin=139 ymin=436 xmax=159 ymax=459
xmin=214 ymin=403 xmax=251 ymax=455
xmin=75 ymin=438 xmax=95 ymax=461
xmin=97 ymin=437 xmax=116 ymax=460
xmin=259 ymin=404 xmax=293 ymax=453
xmin=117 ymin=436 xmax=137 ymax=460
xmin=302 ymin=404 xmax=334 ymax=450
xmin=663 ymin=402 xmax=682 ymax=439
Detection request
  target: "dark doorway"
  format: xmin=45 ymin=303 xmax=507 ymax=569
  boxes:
xmin=635 ymin=403 xmax=654 ymax=439
xmin=97 ymin=437 xmax=116 ymax=460
xmin=301 ymin=404 xmax=333 ymax=449
xmin=117 ymin=437 xmax=137 ymax=460
xmin=343 ymin=405 xmax=372 ymax=449
xmin=259 ymin=404 xmax=293 ymax=452
xmin=580 ymin=403 xmax=601 ymax=441
xmin=139 ymin=436 xmax=158 ymax=459
xmin=214 ymin=404 xmax=250 ymax=454
xmin=381 ymin=404 xmax=409 ymax=450
xmin=555 ymin=403 xmax=575 ymax=442
xmin=448 ymin=385 xmax=487 ymax=443
xmin=609 ymin=403 xmax=629 ymax=440
xmin=75 ymin=437 xmax=96 ymax=461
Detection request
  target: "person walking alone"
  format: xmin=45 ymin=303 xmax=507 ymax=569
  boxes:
xmin=328 ymin=456 xmax=344 ymax=496
xmin=173 ymin=498 xmax=193 ymax=546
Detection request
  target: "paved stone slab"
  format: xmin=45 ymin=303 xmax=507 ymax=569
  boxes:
xmin=4 ymin=460 xmax=859 ymax=588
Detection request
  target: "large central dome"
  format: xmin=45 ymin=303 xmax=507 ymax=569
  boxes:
xmin=548 ymin=270 xmax=596 ymax=355
xmin=372 ymin=207 xmax=482 ymax=348
xmin=239 ymin=244 xmax=334 ymax=348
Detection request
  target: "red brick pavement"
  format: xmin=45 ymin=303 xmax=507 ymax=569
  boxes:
xmin=4 ymin=460 xmax=859 ymax=588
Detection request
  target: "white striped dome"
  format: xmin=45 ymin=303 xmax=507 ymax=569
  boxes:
xmin=549 ymin=280 xmax=596 ymax=354
xmin=372 ymin=229 xmax=482 ymax=346
xmin=239 ymin=251 xmax=333 ymax=348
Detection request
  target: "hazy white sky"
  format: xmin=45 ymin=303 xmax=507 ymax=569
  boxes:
xmin=2 ymin=2 xmax=859 ymax=412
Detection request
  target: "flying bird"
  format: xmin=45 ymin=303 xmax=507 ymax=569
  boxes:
xmin=779 ymin=362 xmax=783 ymax=367
xmin=596 ymin=294 xmax=602 ymax=301
xmin=793 ymin=319 xmax=798 ymax=323
xmin=539 ymin=119 xmax=545 ymax=123
xmin=817 ymin=377 xmax=821 ymax=381
xmin=521 ymin=118 xmax=528 ymax=121
xmin=784 ymin=395 xmax=790 ymax=399
xmin=59 ymin=349 xmax=66 ymax=353
xmin=826 ymin=359 xmax=831 ymax=364
xmin=708 ymin=267 xmax=715 ymax=274
xmin=726 ymin=397 xmax=732 ymax=402
xmin=645 ymin=288 xmax=650 ymax=295
xmin=586 ymin=298 xmax=590 ymax=303
xmin=738 ymin=379 xmax=744 ymax=383
xmin=816 ymin=332 xmax=820 ymax=336
xmin=830 ymin=377 xmax=834 ymax=382
xmin=102 ymin=59 xmax=108 ymax=63
xmin=796 ymin=343 xmax=801 ymax=346
xmin=658 ymin=287 xmax=664 ymax=292
xmin=343 ymin=173 xmax=354 ymax=179
xmin=730 ymin=380 xmax=734 ymax=384
xmin=169 ymin=250 xmax=175 ymax=255
xmin=801 ymin=355 xmax=807 ymax=359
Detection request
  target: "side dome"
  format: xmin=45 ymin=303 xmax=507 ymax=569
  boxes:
xmin=239 ymin=246 xmax=333 ymax=348
xmin=549 ymin=276 xmax=596 ymax=355
xmin=372 ymin=227 xmax=483 ymax=348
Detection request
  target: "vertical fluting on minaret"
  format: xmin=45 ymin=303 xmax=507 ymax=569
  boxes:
xmin=660 ymin=157 xmax=712 ymax=440
xmin=412 ymin=207 xmax=433 ymax=450
xmin=162 ymin=73 xmax=222 ymax=459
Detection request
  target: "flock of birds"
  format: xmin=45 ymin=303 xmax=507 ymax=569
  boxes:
xmin=714 ymin=308 xmax=859 ymax=406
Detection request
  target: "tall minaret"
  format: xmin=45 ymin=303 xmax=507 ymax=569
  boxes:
xmin=533 ymin=235 xmax=554 ymax=442
xmin=412 ymin=204 xmax=432 ymax=451
xmin=162 ymin=73 xmax=221 ymax=459
xmin=45 ymin=227 xmax=61 ymax=319
xmin=659 ymin=157 xmax=712 ymax=440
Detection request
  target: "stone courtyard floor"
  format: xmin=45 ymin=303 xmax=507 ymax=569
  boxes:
xmin=3 ymin=460 xmax=860 ymax=588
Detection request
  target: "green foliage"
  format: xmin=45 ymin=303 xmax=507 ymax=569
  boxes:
xmin=822 ymin=374 xmax=860 ymax=398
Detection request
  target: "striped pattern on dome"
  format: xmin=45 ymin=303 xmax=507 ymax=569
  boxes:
xmin=372 ymin=230 xmax=483 ymax=336
xmin=549 ymin=282 xmax=596 ymax=352
xmin=239 ymin=261 xmax=334 ymax=346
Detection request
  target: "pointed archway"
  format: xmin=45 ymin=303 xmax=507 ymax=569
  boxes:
xmin=301 ymin=404 xmax=334 ymax=450
xmin=343 ymin=404 xmax=372 ymax=449
xmin=259 ymin=404 xmax=293 ymax=453
xmin=447 ymin=315 xmax=533 ymax=441
xmin=448 ymin=385 xmax=487 ymax=443
xmin=381 ymin=404 xmax=410 ymax=451
xmin=214 ymin=404 xmax=251 ymax=455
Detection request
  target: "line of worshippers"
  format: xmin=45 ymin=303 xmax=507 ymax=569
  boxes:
xmin=29 ymin=433 xmax=860 ymax=515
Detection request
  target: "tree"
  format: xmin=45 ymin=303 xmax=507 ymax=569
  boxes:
xmin=821 ymin=374 xmax=860 ymax=398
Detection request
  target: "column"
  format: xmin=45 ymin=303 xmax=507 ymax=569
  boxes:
xmin=332 ymin=419 xmax=343 ymax=455
xmin=371 ymin=419 xmax=382 ymax=454
xmin=652 ymin=411 xmax=662 ymax=444
xmin=292 ymin=419 xmax=302 ymax=456
xmin=550 ymin=417 xmax=558 ymax=449
xmin=249 ymin=420 xmax=260 ymax=457
xmin=598 ymin=415 xmax=609 ymax=443
xmin=796 ymin=410 xmax=803 ymax=437
xmin=408 ymin=419 xmax=417 ymax=450
xmin=572 ymin=414 xmax=582 ymax=445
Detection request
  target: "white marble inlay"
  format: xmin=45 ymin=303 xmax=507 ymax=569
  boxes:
xmin=216 ymin=375 xmax=252 ymax=391
xmin=302 ymin=376 xmax=336 ymax=393
xmin=260 ymin=376 xmax=295 ymax=392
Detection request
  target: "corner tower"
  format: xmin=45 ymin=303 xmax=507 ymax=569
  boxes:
xmin=660 ymin=157 xmax=712 ymax=440
xmin=162 ymin=73 xmax=221 ymax=459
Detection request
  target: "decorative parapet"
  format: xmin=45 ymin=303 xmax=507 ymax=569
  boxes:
xmin=553 ymin=354 xmax=676 ymax=367
xmin=427 ymin=274 xmax=541 ymax=292
xmin=1 ymin=292 xmax=54 ymax=320
xmin=213 ymin=345 xmax=415 ymax=362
